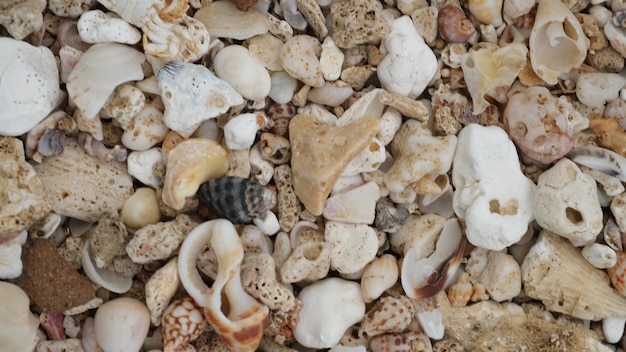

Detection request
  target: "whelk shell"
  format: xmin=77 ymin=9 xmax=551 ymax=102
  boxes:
xmin=198 ymin=176 xmax=277 ymax=224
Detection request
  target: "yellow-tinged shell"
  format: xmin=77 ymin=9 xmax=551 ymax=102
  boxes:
xmin=469 ymin=0 xmax=504 ymax=26
xmin=158 ymin=0 xmax=189 ymax=22
xmin=162 ymin=138 xmax=228 ymax=210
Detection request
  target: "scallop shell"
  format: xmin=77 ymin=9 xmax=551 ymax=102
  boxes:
xmin=162 ymin=138 xmax=229 ymax=210
xmin=194 ymin=0 xmax=269 ymax=40
xmin=198 ymin=176 xmax=277 ymax=224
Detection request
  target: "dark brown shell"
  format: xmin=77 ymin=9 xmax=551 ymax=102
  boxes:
xmin=438 ymin=5 xmax=476 ymax=43
xmin=198 ymin=176 xmax=276 ymax=224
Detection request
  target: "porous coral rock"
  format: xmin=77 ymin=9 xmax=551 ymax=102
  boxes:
xmin=87 ymin=213 xmax=129 ymax=269
xmin=330 ymin=0 xmax=390 ymax=49
xmin=0 ymin=0 xmax=46 ymax=40
xmin=0 ymin=137 xmax=50 ymax=241
xmin=126 ymin=214 xmax=198 ymax=264
xmin=241 ymin=253 xmax=296 ymax=311
xmin=289 ymin=114 xmax=379 ymax=216
xmin=324 ymin=221 xmax=378 ymax=274
xmin=145 ymin=258 xmax=179 ymax=326
xmin=34 ymin=138 xmax=133 ymax=223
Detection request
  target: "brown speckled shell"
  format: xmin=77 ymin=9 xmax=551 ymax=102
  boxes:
xmin=266 ymin=102 xmax=296 ymax=136
xmin=438 ymin=6 xmax=476 ymax=43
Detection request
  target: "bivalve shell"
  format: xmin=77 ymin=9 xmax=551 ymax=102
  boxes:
xmin=198 ymin=176 xmax=277 ymax=224
xmin=194 ymin=0 xmax=269 ymax=40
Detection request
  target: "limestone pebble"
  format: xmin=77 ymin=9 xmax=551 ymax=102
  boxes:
xmin=241 ymin=253 xmax=296 ymax=311
xmin=330 ymin=0 xmax=390 ymax=49
xmin=87 ymin=213 xmax=129 ymax=269
xmin=126 ymin=214 xmax=198 ymax=264
xmin=0 ymin=137 xmax=51 ymax=241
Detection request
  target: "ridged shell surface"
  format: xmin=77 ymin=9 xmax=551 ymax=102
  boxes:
xmin=198 ymin=176 xmax=276 ymax=224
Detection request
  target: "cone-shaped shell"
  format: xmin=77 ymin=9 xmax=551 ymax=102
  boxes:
xmin=521 ymin=231 xmax=626 ymax=320
xmin=162 ymin=139 xmax=228 ymax=210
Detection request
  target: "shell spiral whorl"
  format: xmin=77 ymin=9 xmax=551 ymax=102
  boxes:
xmin=198 ymin=176 xmax=276 ymax=224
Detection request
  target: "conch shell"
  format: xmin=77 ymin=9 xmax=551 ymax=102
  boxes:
xmin=461 ymin=42 xmax=527 ymax=115
xmin=177 ymin=220 xmax=269 ymax=352
xmin=529 ymin=0 xmax=587 ymax=85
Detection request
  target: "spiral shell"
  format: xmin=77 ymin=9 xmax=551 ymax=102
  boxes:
xmin=38 ymin=129 xmax=66 ymax=157
xmin=198 ymin=176 xmax=276 ymax=224
xmin=438 ymin=5 xmax=476 ymax=43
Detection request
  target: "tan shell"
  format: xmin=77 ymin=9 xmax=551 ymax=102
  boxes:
xmin=248 ymin=33 xmax=284 ymax=71
xmin=162 ymin=138 xmax=229 ymax=210
xmin=194 ymin=0 xmax=269 ymax=40
xmin=522 ymin=231 xmax=626 ymax=320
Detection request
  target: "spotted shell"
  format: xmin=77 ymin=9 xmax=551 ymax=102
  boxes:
xmin=266 ymin=102 xmax=296 ymax=136
xmin=198 ymin=176 xmax=276 ymax=224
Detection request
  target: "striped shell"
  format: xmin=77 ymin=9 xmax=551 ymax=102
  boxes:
xmin=38 ymin=129 xmax=66 ymax=157
xmin=198 ymin=176 xmax=276 ymax=224
xmin=608 ymin=250 xmax=626 ymax=295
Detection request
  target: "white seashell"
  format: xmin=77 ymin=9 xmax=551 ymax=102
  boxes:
xmin=337 ymin=89 xmax=385 ymax=126
xmin=280 ymin=35 xmax=325 ymax=88
xmin=391 ymin=213 xmax=445 ymax=257
xmin=323 ymin=182 xmax=379 ymax=224
xmin=77 ymin=10 xmax=141 ymax=44
xmin=360 ymin=254 xmax=399 ymax=303
xmin=582 ymin=243 xmax=617 ymax=269
xmin=461 ymin=42 xmax=527 ymax=114
xmin=576 ymin=73 xmax=626 ymax=107
xmin=419 ymin=174 xmax=454 ymax=219
xmin=320 ymin=36 xmax=344 ymax=81
xmin=94 ymin=298 xmax=151 ymax=352
xmin=469 ymin=0 xmax=504 ymax=26
xmin=97 ymin=0 xmax=158 ymax=27
xmin=143 ymin=15 xmax=210 ymax=63
xmin=194 ymin=0 xmax=269 ymax=40
xmin=214 ymin=45 xmax=272 ymax=101
xmin=121 ymin=103 xmax=169 ymax=151
xmin=0 ymin=38 xmax=60 ymax=136
xmin=25 ymin=111 xmax=69 ymax=161
xmin=401 ymin=218 xmax=465 ymax=300
xmin=59 ymin=45 xmax=83 ymax=84
xmin=529 ymin=0 xmax=587 ymax=85
xmin=82 ymin=239 xmax=133 ymax=293
xmin=67 ymin=43 xmax=145 ymax=120
xmin=590 ymin=5 xmax=613 ymax=28
xmin=307 ymin=81 xmax=354 ymax=106
xmin=269 ymin=71 xmax=299 ymax=104
xmin=177 ymin=220 xmax=269 ymax=352
xmin=29 ymin=212 xmax=63 ymax=240
xmin=416 ymin=307 xmax=445 ymax=340
xmin=502 ymin=0 xmax=536 ymax=22
xmin=248 ymin=33 xmax=284 ymax=72
xmin=0 ymin=231 xmax=27 ymax=279
xmin=127 ymin=147 xmax=165 ymax=188
xmin=0 ymin=282 xmax=39 ymax=352
xmin=605 ymin=20 xmax=626 ymax=57
xmin=157 ymin=61 xmax=244 ymax=136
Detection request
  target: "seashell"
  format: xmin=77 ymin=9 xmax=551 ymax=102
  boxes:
xmin=438 ymin=5 xmax=476 ymax=43
xmin=78 ymin=132 xmax=128 ymax=162
xmin=157 ymin=61 xmax=244 ymax=136
xmin=308 ymin=81 xmax=354 ymax=106
xmin=0 ymin=38 xmax=60 ymax=136
xmin=142 ymin=15 xmax=210 ymax=63
xmin=469 ymin=0 xmax=504 ymax=26
xmin=121 ymin=187 xmax=161 ymax=229
xmin=269 ymin=70 xmax=299 ymax=104
xmin=529 ymin=0 xmax=587 ymax=85
xmin=25 ymin=111 xmax=69 ymax=161
xmin=40 ymin=312 xmax=65 ymax=341
xmin=194 ymin=0 xmax=269 ymax=40
xmin=198 ymin=176 xmax=277 ymax=224
xmin=97 ymin=0 xmax=159 ymax=28
xmin=605 ymin=20 xmax=626 ymax=58
xmin=77 ymin=9 xmax=142 ymax=44
xmin=36 ymin=129 xmax=66 ymax=159
xmin=214 ymin=45 xmax=271 ymax=101
xmin=323 ymin=182 xmax=379 ymax=224
xmin=94 ymin=298 xmax=151 ymax=352
xmin=522 ymin=230 xmax=626 ymax=320
xmin=374 ymin=198 xmax=410 ymax=233
xmin=280 ymin=35 xmax=325 ymax=88
xmin=265 ymin=102 xmax=296 ymax=136
xmin=162 ymin=138 xmax=229 ymax=210
xmin=359 ymin=296 xmax=415 ymax=339
xmin=461 ymin=42 xmax=527 ymax=115
xmin=103 ymin=84 xmax=146 ymax=130
xmin=248 ymin=33 xmax=284 ymax=71
xmin=127 ymin=147 xmax=165 ymax=188
xmin=0 ymin=282 xmax=40 ymax=351
xmin=228 ymin=0 xmax=259 ymax=11
xmin=503 ymin=0 xmax=536 ymax=22
xmin=370 ymin=332 xmax=432 ymax=352
xmin=567 ymin=145 xmax=626 ymax=182
xmin=401 ymin=218 xmax=467 ymax=299
xmin=162 ymin=297 xmax=205 ymax=351
xmin=177 ymin=220 xmax=269 ymax=352
xmin=82 ymin=239 xmax=133 ymax=293
xmin=360 ymin=254 xmax=399 ymax=303
xmin=605 ymin=217 xmax=623 ymax=252
xmin=67 ymin=43 xmax=145 ymax=120
xmin=158 ymin=0 xmax=189 ymax=22
xmin=29 ymin=212 xmax=63 ymax=240
xmin=582 ymin=243 xmax=617 ymax=269
xmin=609 ymin=250 xmax=626 ymax=295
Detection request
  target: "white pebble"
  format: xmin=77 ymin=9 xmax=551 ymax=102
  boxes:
xmin=308 ymin=82 xmax=353 ymax=106
xmin=253 ymin=210 xmax=281 ymax=235
xmin=214 ymin=45 xmax=272 ymax=101
xmin=582 ymin=243 xmax=617 ymax=269
xmin=576 ymin=73 xmax=625 ymax=107
xmin=269 ymin=70 xmax=298 ymax=104
xmin=603 ymin=316 xmax=626 ymax=344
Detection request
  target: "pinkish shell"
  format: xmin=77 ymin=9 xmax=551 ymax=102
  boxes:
xmin=40 ymin=312 xmax=65 ymax=341
xmin=438 ymin=6 xmax=476 ymax=43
